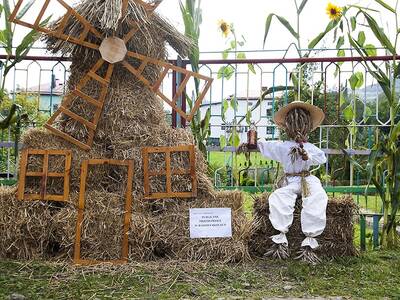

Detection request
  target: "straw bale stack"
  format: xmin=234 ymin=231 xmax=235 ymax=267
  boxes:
xmin=249 ymin=193 xmax=358 ymax=258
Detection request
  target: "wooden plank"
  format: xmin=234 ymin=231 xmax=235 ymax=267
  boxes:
xmin=87 ymin=159 xmax=131 ymax=166
xmin=151 ymin=67 xmax=169 ymax=91
xmin=145 ymin=145 xmax=194 ymax=153
xmin=8 ymin=0 xmax=24 ymax=22
xmin=47 ymin=172 xmax=65 ymax=177
xmin=142 ymin=149 xmax=150 ymax=197
xmin=72 ymin=90 xmax=103 ymax=108
xmin=40 ymin=151 xmax=49 ymax=199
xmin=25 ymin=149 xmax=47 ymax=155
xmin=57 ymin=0 xmax=103 ymax=39
xmin=87 ymin=63 xmax=114 ymax=146
xmin=24 ymin=194 xmax=43 ymax=201
xmin=43 ymin=194 xmax=65 ymax=201
xmin=186 ymin=78 xmax=213 ymax=122
xmin=88 ymin=71 xmax=110 ymax=86
xmin=78 ymin=24 xmax=91 ymax=43
xmin=74 ymin=159 xmax=134 ymax=265
xmin=63 ymin=150 xmax=72 ymax=202
xmin=189 ymin=145 xmax=197 ymax=197
xmin=121 ymin=60 xmax=151 ymax=86
xmin=74 ymin=160 xmax=88 ymax=263
xmin=172 ymin=73 xmax=190 ymax=104
xmin=53 ymin=10 xmax=71 ymax=37
xmin=25 ymin=172 xmax=45 ymax=177
xmin=145 ymin=192 xmax=194 ymax=199
xmin=58 ymin=106 xmax=97 ymax=130
xmin=165 ymin=150 xmax=171 ymax=194
xmin=122 ymin=160 xmax=134 ymax=260
xmin=33 ymin=0 xmax=51 ymax=28
xmin=45 ymin=116 xmax=91 ymax=150
xmin=17 ymin=149 xmax=29 ymax=200
xmin=121 ymin=0 xmax=129 ymax=18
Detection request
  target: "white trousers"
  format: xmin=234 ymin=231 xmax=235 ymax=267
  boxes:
xmin=268 ymin=175 xmax=328 ymax=249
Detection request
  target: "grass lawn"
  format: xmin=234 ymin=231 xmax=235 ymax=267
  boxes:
xmin=1 ymin=251 xmax=399 ymax=299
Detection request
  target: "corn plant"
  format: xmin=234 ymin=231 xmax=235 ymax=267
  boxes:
xmin=179 ymin=0 xmax=211 ymax=157
xmin=311 ymin=0 xmax=400 ymax=249
xmin=0 ymin=0 xmax=50 ymax=127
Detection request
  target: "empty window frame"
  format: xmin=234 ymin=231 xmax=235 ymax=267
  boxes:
xmin=17 ymin=149 xmax=72 ymax=202
xmin=142 ymin=145 xmax=197 ymax=199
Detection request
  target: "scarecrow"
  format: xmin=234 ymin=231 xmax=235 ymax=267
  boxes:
xmin=243 ymin=101 xmax=328 ymax=263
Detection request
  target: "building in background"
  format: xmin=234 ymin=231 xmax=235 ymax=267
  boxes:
xmin=199 ymin=88 xmax=278 ymax=146
xmin=27 ymin=75 xmax=65 ymax=113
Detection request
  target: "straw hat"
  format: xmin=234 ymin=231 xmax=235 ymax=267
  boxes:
xmin=273 ymin=101 xmax=325 ymax=131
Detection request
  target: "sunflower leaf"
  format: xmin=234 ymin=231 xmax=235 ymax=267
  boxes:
xmin=357 ymin=31 xmax=366 ymax=46
xmin=350 ymin=16 xmax=357 ymax=31
xmin=336 ymin=36 xmax=344 ymax=49
xmin=364 ymin=44 xmax=377 ymax=56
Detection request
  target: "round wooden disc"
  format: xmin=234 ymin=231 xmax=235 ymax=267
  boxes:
xmin=99 ymin=37 xmax=127 ymax=64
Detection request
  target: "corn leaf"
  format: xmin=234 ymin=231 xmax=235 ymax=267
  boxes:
xmin=374 ymin=0 xmax=396 ymax=13
xmin=308 ymin=19 xmax=338 ymax=49
xmin=248 ymin=63 xmax=256 ymax=74
xmin=298 ymin=0 xmax=308 ymax=14
xmin=219 ymin=135 xmax=227 ymax=150
xmin=16 ymin=0 xmax=35 ymax=19
xmin=3 ymin=0 xmax=12 ymax=55
xmin=264 ymin=14 xmax=298 ymax=46
xmin=361 ymin=11 xmax=395 ymax=54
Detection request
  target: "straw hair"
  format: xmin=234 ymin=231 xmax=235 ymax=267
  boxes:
xmin=274 ymin=101 xmax=325 ymax=131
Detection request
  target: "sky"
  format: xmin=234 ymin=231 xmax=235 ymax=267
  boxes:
xmin=155 ymin=0 xmax=398 ymax=58
xmin=6 ymin=0 xmax=399 ymax=57
xmin=2 ymin=0 xmax=398 ymax=99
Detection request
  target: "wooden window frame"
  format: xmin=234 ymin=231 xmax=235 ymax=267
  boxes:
xmin=73 ymin=159 xmax=134 ymax=265
xmin=142 ymin=145 xmax=197 ymax=199
xmin=17 ymin=149 xmax=72 ymax=202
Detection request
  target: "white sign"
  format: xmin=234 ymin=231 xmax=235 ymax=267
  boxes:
xmin=189 ymin=208 xmax=232 ymax=239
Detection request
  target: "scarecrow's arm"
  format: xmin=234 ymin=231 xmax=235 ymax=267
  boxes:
xmin=257 ymin=140 xmax=284 ymax=163
xmin=307 ymin=144 xmax=327 ymax=165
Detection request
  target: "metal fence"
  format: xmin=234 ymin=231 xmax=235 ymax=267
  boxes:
xmin=1 ymin=49 xmax=399 ymax=250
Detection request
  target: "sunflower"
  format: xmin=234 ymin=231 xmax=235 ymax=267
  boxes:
xmin=218 ymin=19 xmax=230 ymax=38
xmin=326 ymin=2 xmax=342 ymax=21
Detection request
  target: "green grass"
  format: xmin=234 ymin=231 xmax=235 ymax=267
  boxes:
xmin=208 ymin=151 xmax=270 ymax=167
xmin=1 ymin=251 xmax=399 ymax=299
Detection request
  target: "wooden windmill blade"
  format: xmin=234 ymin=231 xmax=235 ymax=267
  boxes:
xmin=44 ymin=58 xmax=115 ymax=150
xmin=9 ymin=0 xmax=103 ymax=50
xmin=123 ymin=51 xmax=213 ymax=122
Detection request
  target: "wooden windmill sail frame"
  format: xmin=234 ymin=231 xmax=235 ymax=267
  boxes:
xmin=9 ymin=0 xmax=213 ymax=151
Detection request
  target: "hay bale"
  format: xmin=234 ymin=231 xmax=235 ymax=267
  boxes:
xmin=249 ymin=193 xmax=358 ymax=258
xmin=0 ymin=186 xmax=70 ymax=259
xmin=129 ymin=190 xmax=252 ymax=263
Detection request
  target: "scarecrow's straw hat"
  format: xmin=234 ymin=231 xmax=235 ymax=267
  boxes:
xmin=273 ymin=101 xmax=325 ymax=131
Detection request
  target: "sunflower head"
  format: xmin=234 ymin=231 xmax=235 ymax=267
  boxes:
xmin=218 ymin=19 xmax=231 ymax=37
xmin=326 ymin=2 xmax=343 ymax=21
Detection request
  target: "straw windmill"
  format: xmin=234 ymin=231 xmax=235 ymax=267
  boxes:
xmin=0 ymin=0 xmax=252 ymax=263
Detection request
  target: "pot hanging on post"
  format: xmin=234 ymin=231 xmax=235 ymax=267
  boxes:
xmin=247 ymin=122 xmax=258 ymax=149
